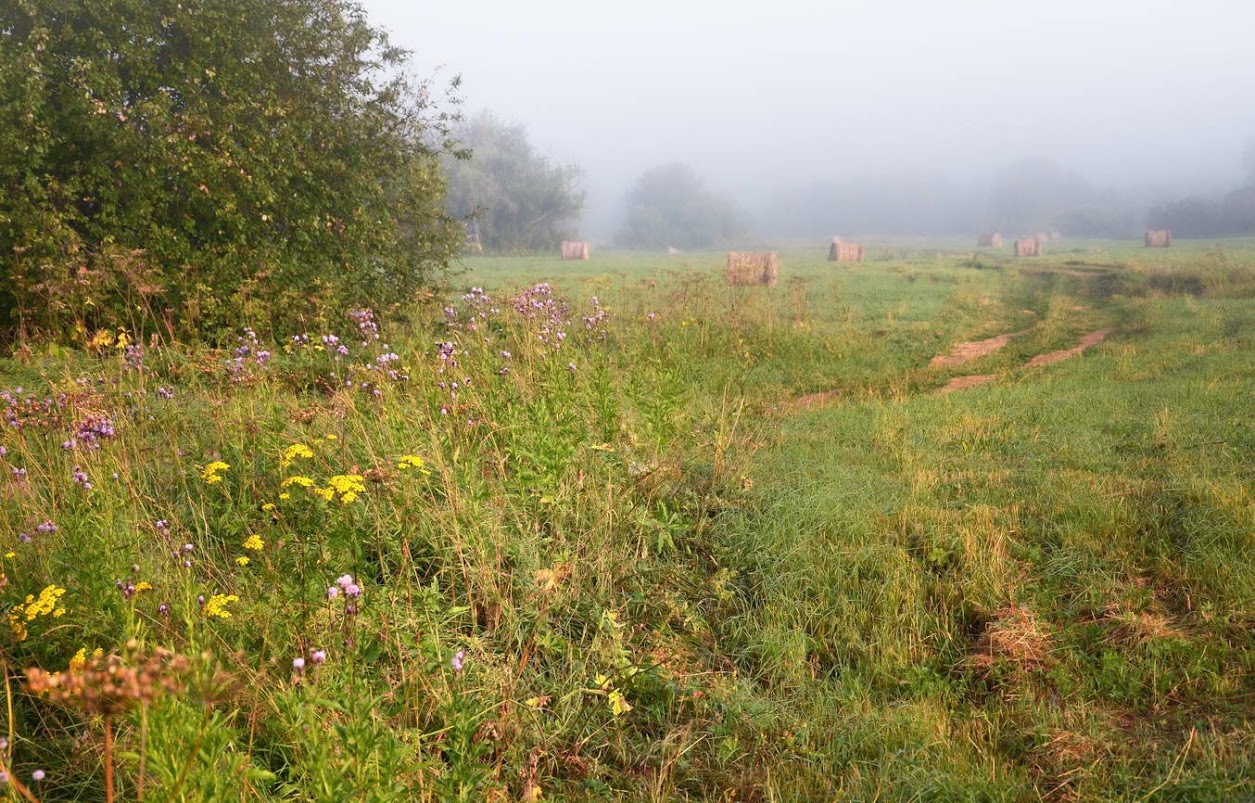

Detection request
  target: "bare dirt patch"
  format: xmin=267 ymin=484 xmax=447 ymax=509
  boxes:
xmin=1027 ymin=330 xmax=1109 ymax=368
xmin=930 ymin=334 xmax=1012 ymax=368
xmin=939 ymin=374 xmax=996 ymax=393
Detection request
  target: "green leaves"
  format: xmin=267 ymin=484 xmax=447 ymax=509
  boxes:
xmin=0 ymin=0 xmax=463 ymax=340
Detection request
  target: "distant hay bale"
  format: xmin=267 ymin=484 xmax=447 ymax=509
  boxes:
xmin=1049 ymin=231 xmax=1063 ymax=241
xmin=1014 ymin=238 xmax=1042 ymax=257
xmin=666 ymin=245 xmax=681 ymax=255
xmin=1033 ymin=232 xmax=1048 ymax=244
xmin=726 ymin=252 xmax=779 ymax=286
xmin=827 ymin=237 xmax=864 ymax=262
xmin=560 ymin=241 xmax=590 ymax=260
xmin=977 ymin=232 xmax=1003 ymax=248
xmin=1144 ymin=229 xmax=1172 ymax=248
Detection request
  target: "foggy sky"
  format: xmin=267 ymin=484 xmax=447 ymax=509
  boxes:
xmin=360 ymin=0 xmax=1255 ymax=237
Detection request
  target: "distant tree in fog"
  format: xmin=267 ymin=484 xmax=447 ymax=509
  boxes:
xmin=616 ymin=164 xmax=747 ymax=249
xmin=986 ymin=158 xmax=1093 ymax=232
xmin=443 ymin=113 xmax=584 ymax=252
xmin=1148 ymin=137 xmax=1255 ymax=237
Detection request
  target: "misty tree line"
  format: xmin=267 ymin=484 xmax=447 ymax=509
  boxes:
xmin=449 ymin=132 xmax=1255 ymax=249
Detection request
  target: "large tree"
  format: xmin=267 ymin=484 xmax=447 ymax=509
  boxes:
xmin=0 ymin=0 xmax=462 ymax=339
xmin=442 ymin=112 xmax=583 ymax=253
xmin=615 ymin=163 xmax=746 ymax=249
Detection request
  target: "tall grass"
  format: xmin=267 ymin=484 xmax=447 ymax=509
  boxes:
xmin=0 ymin=243 xmax=1251 ymax=800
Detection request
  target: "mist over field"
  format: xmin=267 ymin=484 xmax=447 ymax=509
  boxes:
xmin=364 ymin=0 xmax=1255 ymax=241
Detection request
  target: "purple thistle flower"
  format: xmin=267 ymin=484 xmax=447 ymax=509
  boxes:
xmin=292 ymin=657 xmax=306 ymax=671
xmin=310 ymin=649 xmax=326 ymax=664
xmin=31 ymin=770 xmax=44 ymax=781
xmin=451 ymin=649 xmax=466 ymax=672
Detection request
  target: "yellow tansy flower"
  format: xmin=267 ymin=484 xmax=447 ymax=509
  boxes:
xmin=243 ymin=534 xmax=264 ymax=551
xmin=235 ymin=556 xmax=250 ymax=567
xmin=202 ymin=461 xmax=230 ymax=484
xmin=203 ymin=594 xmax=239 ymax=618
xmin=281 ymin=476 xmax=315 ymax=488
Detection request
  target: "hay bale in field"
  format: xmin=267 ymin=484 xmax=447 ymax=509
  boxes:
xmin=560 ymin=241 xmax=590 ymax=260
xmin=726 ymin=252 xmax=779 ymax=286
xmin=666 ymin=245 xmax=681 ymax=255
xmin=977 ymin=232 xmax=1003 ymax=248
xmin=1144 ymin=229 xmax=1172 ymax=248
xmin=1014 ymin=237 xmax=1042 ymax=257
xmin=1049 ymin=231 xmax=1062 ymax=241
xmin=827 ymin=237 xmax=864 ymax=262
xmin=1033 ymin=232 xmax=1048 ymax=244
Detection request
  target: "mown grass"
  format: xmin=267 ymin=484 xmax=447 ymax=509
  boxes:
xmin=0 ymin=239 xmax=1251 ymax=801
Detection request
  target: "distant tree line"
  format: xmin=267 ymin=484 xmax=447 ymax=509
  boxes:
xmin=1148 ymin=138 xmax=1255 ymax=237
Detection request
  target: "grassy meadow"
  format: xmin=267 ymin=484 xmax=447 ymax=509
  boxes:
xmin=0 ymin=238 xmax=1252 ymax=800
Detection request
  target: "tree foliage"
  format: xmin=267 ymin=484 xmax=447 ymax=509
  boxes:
xmin=615 ymin=164 xmax=746 ymax=250
xmin=442 ymin=113 xmax=583 ymax=253
xmin=0 ymin=0 xmax=462 ymax=341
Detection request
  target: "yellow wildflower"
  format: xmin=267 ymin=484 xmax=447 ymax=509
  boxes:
xmin=608 ymin=689 xmax=633 ymax=717
xmin=325 ymin=474 xmax=366 ymax=504
xmin=8 ymin=584 xmax=67 ymax=641
xmin=25 ymin=585 xmax=66 ymax=619
xmin=70 ymin=646 xmax=104 ymax=671
xmin=203 ymin=594 xmax=239 ymax=619
xmin=4 ymin=552 xmax=14 ymax=559
xmin=281 ymin=475 xmax=315 ymax=488
xmin=279 ymin=492 xmax=291 ymax=500
xmin=134 ymin=582 xmax=153 ymax=594
xmin=243 ymin=534 xmax=264 ymax=551
xmin=89 ymin=329 xmax=115 ymax=349
xmin=280 ymin=443 xmax=315 ymax=468
xmin=324 ymin=434 xmax=337 ymax=440
xmin=235 ymin=556 xmax=250 ymax=567
xmin=201 ymin=461 xmax=230 ymax=484
xmin=397 ymin=454 xmax=431 ymax=474
xmin=261 ymin=503 xmax=276 ymax=512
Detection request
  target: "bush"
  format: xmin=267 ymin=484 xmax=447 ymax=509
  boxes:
xmin=0 ymin=0 xmax=463 ymax=342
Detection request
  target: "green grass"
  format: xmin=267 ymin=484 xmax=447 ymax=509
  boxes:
xmin=0 ymin=239 xmax=1251 ymax=800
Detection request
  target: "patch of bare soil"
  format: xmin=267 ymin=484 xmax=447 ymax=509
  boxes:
xmin=1027 ymin=330 xmax=1109 ymax=368
xmin=938 ymin=374 xmax=996 ymax=393
xmin=929 ymin=334 xmax=1012 ymax=368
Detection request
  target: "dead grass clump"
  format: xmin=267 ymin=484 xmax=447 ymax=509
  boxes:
xmin=1102 ymin=609 xmax=1186 ymax=646
xmin=726 ymin=252 xmax=779 ymax=286
xmin=969 ymin=605 xmax=1056 ymax=676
